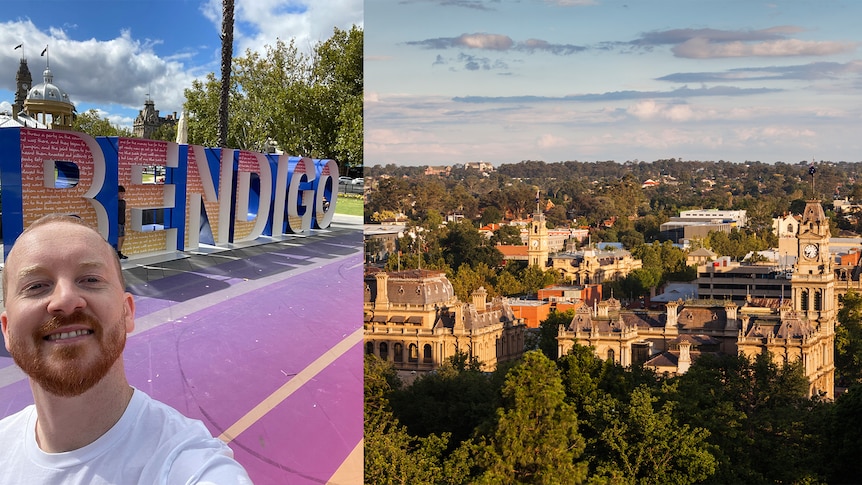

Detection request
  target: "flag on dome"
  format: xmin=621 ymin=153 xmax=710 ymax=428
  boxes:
xmin=40 ymin=45 xmax=47 ymax=56
xmin=14 ymin=44 xmax=22 ymax=50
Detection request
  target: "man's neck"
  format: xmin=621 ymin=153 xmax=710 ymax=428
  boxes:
xmin=31 ymin=365 xmax=135 ymax=453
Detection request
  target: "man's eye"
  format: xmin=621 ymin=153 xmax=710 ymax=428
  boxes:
xmin=21 ymin=282 xmax=48 ymax=293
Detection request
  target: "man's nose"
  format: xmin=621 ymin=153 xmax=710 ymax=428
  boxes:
xmin=46 ymin=280 xmax=86 ymax=315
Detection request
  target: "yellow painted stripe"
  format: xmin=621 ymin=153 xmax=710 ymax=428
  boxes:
xmin=218 ymin=327 xmax=363 ymax=443
xmin=326 ymin=439 xmax=363 ymax=485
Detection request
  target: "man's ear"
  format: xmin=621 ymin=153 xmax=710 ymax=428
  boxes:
xmin=1 ymin=311 xmax=11 ymax=352
xmin=123 ymin=293 xmax=136 ymax=334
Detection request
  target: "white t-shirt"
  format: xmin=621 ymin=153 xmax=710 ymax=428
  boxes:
xmin=0 ymin=388 xmax=253 ymax=484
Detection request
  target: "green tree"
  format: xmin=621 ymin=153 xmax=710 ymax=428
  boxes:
xmin=389 ymin=352 xmax=499 ymax=447
xmin=537 ymin=309 xmax=574 ymax=360
xmin=480 ymin=206 xmax=503 ymax=226
xmin=824 ymin=385 xmax=862 ymax=481
xmin=151 ymin=121 xmax=177 ymax=142
xmin=476 ymin=351 xmax=588 ymax=484
xmin=441 ymin=221 xmax=503 ymax=271
xmin=836 ymin=290 xmax=862 ymax=385
xmin=364 ymin=355 xmax=450 ymax=484
xmin=450 ymin=262 xmax=497 ymax=301
xmin=311 ymin=25 xmax=363 ymax=171
xmin=494 ymin=270 xmax=524 ymax=297
xmin=184 ymin=26 xmax=362 ymax=174
xmin=521 ymin=265 xmax=556 ymax=297
xmin=490 ymin=224 xmax=522 ymax=246
xmin=671 ymin=352 xmax=817 ymax=483
xmin=588 ymin=386 xmax=716 ymax=483
xmin=71 ymin=109 xmax=133 ymax=137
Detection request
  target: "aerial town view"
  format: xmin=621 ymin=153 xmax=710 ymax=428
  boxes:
xmin=364 ymin=1 xmax=862 ymax=484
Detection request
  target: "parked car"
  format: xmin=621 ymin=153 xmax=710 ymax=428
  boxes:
xmin=351 ymin=178 xmax=364 ymax=185
xmin=338 ymin=176 xmax=353 ymax=184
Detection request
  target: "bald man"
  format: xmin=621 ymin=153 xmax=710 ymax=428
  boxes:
xmin=0 ymin=215 xmax=251 ymax=484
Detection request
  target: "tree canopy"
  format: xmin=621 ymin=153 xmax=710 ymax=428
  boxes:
xmin=184 ymin=25 xmax=362 ymax=175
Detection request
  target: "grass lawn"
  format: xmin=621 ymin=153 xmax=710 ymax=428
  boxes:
xmin=335 ymin=195 xmax=363 ymax=216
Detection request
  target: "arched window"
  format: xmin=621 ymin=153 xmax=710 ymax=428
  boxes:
xmin=379 ymin=342 xmax=389 ymax=361
xmin=814 ymin=289 xmax=822 ymax=311
xmin=423 ymin=344 xmax=433 ymax=363
xmin=607 ymin=348 xmax=615 ymax=362
xmin=787 ymin=223 xmax=793 ymax=233
xmin=365 ymin=341 xmax=374 ymax=355
xmin=801 ymin=290 xmax=809 ymax=311
xmin=394 ymin=343 xmax=404 ymax=362
xmin=408 ymin=344 xmax=419 ymax=363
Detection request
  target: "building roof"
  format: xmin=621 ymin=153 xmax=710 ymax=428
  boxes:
xmin=0 ymin=112 xmax=46 ymax=128
xmin=26 ymin=68 xmax=72 ymax=105
xmin=497 ymin=245 xmax=528 ymax=259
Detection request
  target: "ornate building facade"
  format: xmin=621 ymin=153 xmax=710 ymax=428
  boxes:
xmin=558 ymin=199 xmax=836 ymax=399
xmin=133 ymin=97 xmax=178 ymax=139
xmin=550 ymin=246 xmax=643 ymax=286
xmin=364 ymin=269 xmax=527 ymax=373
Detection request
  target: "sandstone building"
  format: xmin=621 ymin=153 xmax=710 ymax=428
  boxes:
xmin=558 ymin=200 xmax=836 ymax=398
xmin=364 ymin=269 xmax=527 ymax=374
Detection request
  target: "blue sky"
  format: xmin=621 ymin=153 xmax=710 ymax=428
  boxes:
xmin=1 ymin=0 xmax=362 ymax=130
xmin=364 ymin=0 xmax=862 ymax=166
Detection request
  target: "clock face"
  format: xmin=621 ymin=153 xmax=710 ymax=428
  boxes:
xmin=803 ymin=244 xmax=818 ymax=259
xmin=531 ymin=239 xmax=539 ymax=248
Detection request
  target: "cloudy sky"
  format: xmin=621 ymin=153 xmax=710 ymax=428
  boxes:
xmin=0 ymin=0 xmax=362 ymax=130
xmin=365 ymin=0 xmax=862 ymax=166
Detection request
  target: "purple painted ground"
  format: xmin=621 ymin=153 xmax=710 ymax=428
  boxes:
xmin=0 ymin=225 xmax=364 ymax=484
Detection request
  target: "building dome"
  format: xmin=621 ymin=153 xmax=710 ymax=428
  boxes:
xmin=26 ymin=68 xmax=71 ymax=104
xmin=23 ymin=66 xmax=74 ymax=130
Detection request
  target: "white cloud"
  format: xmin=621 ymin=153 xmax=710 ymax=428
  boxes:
xmin=536 ymin=133 xmax=569 ymax=149
xmin=674 ymin=37 xmax=858 ymax=58
xmin=1 ymin=1 xmax=361 ymax=127
xmin=203 ymin=0 xmax=362 ymax=56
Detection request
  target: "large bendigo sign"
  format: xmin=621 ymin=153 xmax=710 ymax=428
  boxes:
xmin=0 ymin=128 xmax=338 ymax=260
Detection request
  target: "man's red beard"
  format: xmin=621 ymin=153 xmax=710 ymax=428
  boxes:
xmin=8 ymin=310 xmax=126 ymax=397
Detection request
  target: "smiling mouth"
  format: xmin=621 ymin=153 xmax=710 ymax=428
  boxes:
xmin=45 ymin=329 xmax=94 ymax=341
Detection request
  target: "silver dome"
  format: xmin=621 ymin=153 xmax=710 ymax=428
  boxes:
xmin=26 ymin=68 xmax=71 ymax=104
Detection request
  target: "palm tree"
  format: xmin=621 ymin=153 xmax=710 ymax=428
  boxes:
xmin=217 ymin=0 xmax=234 ymax=148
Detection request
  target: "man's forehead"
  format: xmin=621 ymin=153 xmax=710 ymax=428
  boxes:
xmin=10 ymin=222 xmax=111 ymax=265
xmin=19 ymin=220 xmax=102 ymax=243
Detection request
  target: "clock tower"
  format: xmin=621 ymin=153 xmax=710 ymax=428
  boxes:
xmin=13 ymin=57 xmax=32 ymax=119
xmin=527 ymin=195 xmax=549 ymax=268
xmin=791 ymin=199 xmax=835 ymax=397
xmin=793 ymin=200 xmax=834 ymax=315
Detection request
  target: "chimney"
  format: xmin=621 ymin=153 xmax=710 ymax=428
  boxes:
xmin=597 ymin=300 xmax=609 ymax=318
xmin=374 ymin=272 xmax=390 ymax=307
xmin=472 ymin=286 xmax=488 ymax=310
xmin=724 ymin=301 xmax=738 ymax=330
xmin=665 ymin=300 xmax=679 ymax=328
xmin=678 ymin=340 xmax=692 ymax=374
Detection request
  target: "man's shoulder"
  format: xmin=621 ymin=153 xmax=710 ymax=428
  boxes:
xmin=129 ymin=391 xmax=252 ymax=483
xmin=131 ymin=390 xmax=214 ymax=438
xmin=0 ymin=404 xmax=35 ymax=432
